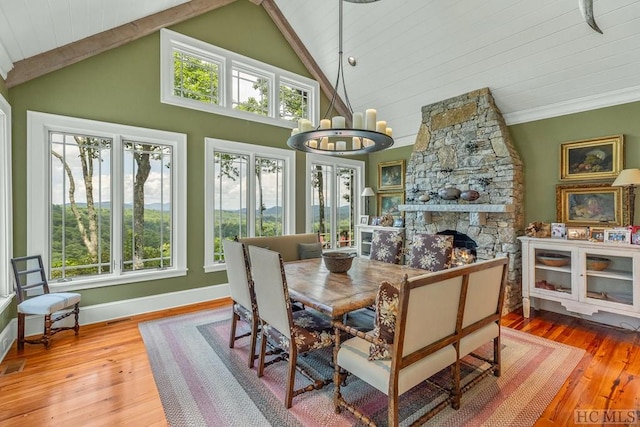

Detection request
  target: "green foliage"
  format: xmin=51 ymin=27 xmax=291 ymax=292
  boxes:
xmin=173 ymin=51 xmax=219 ymax=104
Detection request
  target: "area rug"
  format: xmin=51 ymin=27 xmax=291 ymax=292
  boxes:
xmin=139 ymin=308 xmax=584 ymax=426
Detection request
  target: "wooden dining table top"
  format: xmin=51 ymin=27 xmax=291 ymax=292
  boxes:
xmin=284 ymin=256 xmax=427 ymax=319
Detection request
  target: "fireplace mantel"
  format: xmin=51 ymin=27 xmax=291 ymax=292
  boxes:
xmin=398 ymin=203 xmax=515 ymax=225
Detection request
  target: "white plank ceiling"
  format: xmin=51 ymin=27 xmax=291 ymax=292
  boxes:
xmin=1 ymin=0 xmax=640 ymax=148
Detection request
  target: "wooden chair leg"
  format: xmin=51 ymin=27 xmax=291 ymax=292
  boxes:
xmin=17 ymin=313 xmax=25 ymax=351
xmin=451 ymin=359 xmax=461 ymax=409
xmin=285 ymin=344 xmax=298 ymax=409
xmin=493 ymin=335 xmax=501 ymax=377
xmin=248 ymin=317 xmax=259 ymax=369
xmin=388 ymin=391 xmax=399 ymax=427
xmin=257 ymin=325 xmax=268 ymax=378
xmin=43 ymin=314 xmax=52 ymax=349
xmin=74 ymin=303 xmax=80 ymax=335
xmin=229 ymin=311 xmax=239 ymax=349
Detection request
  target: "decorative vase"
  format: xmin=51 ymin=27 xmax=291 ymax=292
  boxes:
xmin=438 ymin=185 xmax=460 ymax=200
xmin=460 ymin=189 xmax=480 ymax=201
xmin=418 ymin=193 xmax=430 ymax=202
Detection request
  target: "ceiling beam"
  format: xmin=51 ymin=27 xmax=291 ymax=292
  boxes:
xmin=260 ymin=0 xmax=351 ymax=122
xmin=6 ymin=0 xmax=237 ymax=88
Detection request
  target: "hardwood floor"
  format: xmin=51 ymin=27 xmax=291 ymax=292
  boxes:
xmin=0 ymin=301 xmax=638 ymax=426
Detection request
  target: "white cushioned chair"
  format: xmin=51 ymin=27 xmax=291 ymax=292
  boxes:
xmin=11 ymin=255 xmax=81 ymax=351
xmin=222 ymin=240 xmax=259 ymax=369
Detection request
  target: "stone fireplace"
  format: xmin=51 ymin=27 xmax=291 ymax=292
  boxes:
xmin=399 ymin=88 xmax=524 ymax=312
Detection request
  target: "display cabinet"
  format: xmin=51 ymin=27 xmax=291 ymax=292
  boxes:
xmin=355 ymin=225 xmax=405 ymax=258
xmin=519 ymin=237 xmax=640 ymax=320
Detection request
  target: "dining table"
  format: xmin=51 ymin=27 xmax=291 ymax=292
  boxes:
xmin=284 ymin=256 xmax=428 ymax=320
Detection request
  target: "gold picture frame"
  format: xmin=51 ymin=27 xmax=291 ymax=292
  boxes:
xmin=560 ymin=135 xmax=624 ymax=181
xmin=378 ymin=160 xmax=405 ymax=191
xmin=377 ymin=192 xmax=404 ymax=219
xmin=556 ymin=183 xmax=630 ymax=227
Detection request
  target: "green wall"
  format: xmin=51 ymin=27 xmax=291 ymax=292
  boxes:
xmin=0 ymin=76 xmax=7 ymax=98
xmin=7 ymin=0 xmax=326 ymax=310
xmin=363 ymin=101 xmax=640 ymax=225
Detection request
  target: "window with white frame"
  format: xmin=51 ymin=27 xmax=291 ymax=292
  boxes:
xmin=204 ymin=138 xmax=295 ymax=272
xmin=161 ymin=28 xmax=319 ymax=129
xmin=0 ymin=94 xmax=12 ymax=308
xmin=306 ymin=154 xmax=364 ymax=251
xmin=27 ymin=112 xmax=187 ymax=291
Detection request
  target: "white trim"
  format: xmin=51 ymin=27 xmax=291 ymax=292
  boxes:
xmin=0 ymin=40 xmax=12 ymax=79
xmin=0 ymin=93 xmax=12 ymax=305
xmin=503 ymin=85 xmax=640 ymax=125
xmin=203 ymin=138 xmax=296 ymax=272
xmin=160 ymin=28 xmax=319 ymax=129
xmin=0 ymin=284 xmax=231 ymax=363
xmin=27 ymin=111 xmax=187 ymax=289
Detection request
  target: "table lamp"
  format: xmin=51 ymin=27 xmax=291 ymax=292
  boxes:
xmin=612 ymin=168 xmax=640 ymax=226
xmin=361 ymin=187 xmax=375 ymax=215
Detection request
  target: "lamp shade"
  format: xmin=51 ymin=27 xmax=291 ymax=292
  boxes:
xmin=361 ymin=187 xmax=375 ymax=197
xmin=612 ymin=168 xmax=640 ymax=186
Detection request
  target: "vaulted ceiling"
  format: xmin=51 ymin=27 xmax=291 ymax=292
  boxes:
xmin=1 ymin=0 xmax=639 ymax=147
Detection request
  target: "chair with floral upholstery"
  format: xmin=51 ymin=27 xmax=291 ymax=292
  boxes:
xmin=369 ymin=229 xmax=404 ymax=264
xmin=406 ymin=233 xmax=454 ymax=271
xmin=248 ymin=245 xmax=335 ymax=408
xmin=222 ymin=240 xmax=259 ymax=369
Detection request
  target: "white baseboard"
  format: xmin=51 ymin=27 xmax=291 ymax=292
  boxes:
xmin=0 ymin=284 xmax=230 ymax=363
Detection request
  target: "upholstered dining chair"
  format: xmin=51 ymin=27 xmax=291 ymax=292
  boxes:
xmin=11 ymin=255 xmax=81 ymax=351
xmin=248 ymin=245 xmax=335 ymax=408
xmin=369 ymin=229 xmax=404 ymax=264
xmin=222 ymin=240 xmax=259 ymax=369
xmin=406 ymin=233 xmax=454 ymax=271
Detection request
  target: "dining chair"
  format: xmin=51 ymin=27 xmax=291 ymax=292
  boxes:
xmin=405 ymin=233 xmax=453 ymax=271
xmin=369 ymin=229 xmax=404 ymax=264
xmin=11 ymin=255 xmax=81 ymax=351
xmin=248 ymin=245 xmax=334 ymax=408
xmin=222 ymin=240 xmax=260 ymax=369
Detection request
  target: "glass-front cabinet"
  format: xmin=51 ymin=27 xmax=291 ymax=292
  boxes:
xmin=520 ymin=237 xmax=639 ymax=320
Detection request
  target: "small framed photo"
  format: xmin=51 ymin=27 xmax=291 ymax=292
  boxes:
xmin=567 ymin=227 xmax=589 ymax=240
xmin=393 ymin=218 xmax=404 ymax=227
xmin=589 ymin=227 xmax=607 ymax=243
xmin=560 ymin=135 xmax=624 ymax=181
xmin=359 ymin=215 xmax=369 ymax=225
xmin=632 ymin=230 xmax=640 ymax=245
xmin=604 ymin=228 xmax=631 ymax=244
xmin=551 ymin=222 xmax=566 ymax=239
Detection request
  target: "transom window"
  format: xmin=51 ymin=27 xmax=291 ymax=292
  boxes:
xmin=27 ymin=112 xmax=187 ymax=290
xmin=204 ymin=138 xmax=295 ymax=272
xmin=161 ymin=28 xmax=319 ymax=128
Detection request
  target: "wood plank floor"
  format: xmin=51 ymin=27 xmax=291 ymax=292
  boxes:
xmin=0 ymin=302 xmax=638 ymax=426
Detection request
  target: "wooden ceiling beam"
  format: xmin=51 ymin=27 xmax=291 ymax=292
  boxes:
xmin=260 ymin=0 xmax=350 ymax=122
xmin=5 ymin=0 xmax=237 ymax=88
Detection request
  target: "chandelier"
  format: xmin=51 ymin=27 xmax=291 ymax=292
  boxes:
xmin=287 ymin=0 xmax=393 ymax=156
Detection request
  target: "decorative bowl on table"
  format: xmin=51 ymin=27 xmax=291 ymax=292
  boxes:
xmin=322 ymin=252 xmax=356 ymax=273
xmin=586 ymin=256 xmax=610 ymax=271
xmin=536 ymin=253 xmax=570 ymax=267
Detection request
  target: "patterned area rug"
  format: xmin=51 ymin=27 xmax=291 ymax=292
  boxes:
xmin=139 ymin=308 xmax=584 ymax=426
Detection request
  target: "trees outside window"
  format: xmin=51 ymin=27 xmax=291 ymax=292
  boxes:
xmin=204 ymin=139 xmax=295 ymax=272
xmin=306 ymin=155 xmax=364 ymax=251
xmin=28 ymin=112 xmax=187 ymax=290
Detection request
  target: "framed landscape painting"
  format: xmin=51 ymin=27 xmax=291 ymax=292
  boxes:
xmin=378 ymin=160 xmax=405 ymax=191
xmin=377 ymin=192 xmax=404 ymax=219
xmin=560 ymin=135 xmax=624 ymax=181
xmin=556 ymin=183 xmax=629 ymax=227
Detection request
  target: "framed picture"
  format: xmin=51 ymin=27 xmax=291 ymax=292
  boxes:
xmin=567 ymin=226 xmax=589 ymax=240
xmin=393 ymin=218 xmax=404 ymax=227
xmin=604 ymin=228 xmax=631 ymax=244
xmin=556 ymin=183 xmax=630 ymax=227
xmin=359 ymin=215 xmax=369 ymax=225
xmin=560 ymin=135 xmax=624 ymax=181
xmin=551 ymin=222 xmax=566 ymax=239
xmin=378 ymin=160 xmax=405 ymax=191
xmin=589 ymin=227 xmax=607 ymax=243
xmin=377 ymin=192 xmax=404 ymax=219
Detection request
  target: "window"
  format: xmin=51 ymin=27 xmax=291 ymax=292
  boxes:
xmin=306 ymin=155 xmax=364 ymax=250
xmin=0 ymin=94 xmax=12 ymax=309
xmin=161 ymin=29 xmax=319 ymax=128
xmin=27 ymin=112 xmax=187 ymax=290
xmin=204 ymin=138 xmax=295 ymax=272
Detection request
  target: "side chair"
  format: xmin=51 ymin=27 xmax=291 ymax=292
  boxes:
xmin=11 ymin=255 xmax=81 ymax=351
xmin=222 ymin=240 xmax=259 ymax=369
xmin=248 ymin=245 xmax=335 ymax=408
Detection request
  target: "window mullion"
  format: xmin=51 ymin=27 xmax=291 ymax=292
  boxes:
xmin=111 ymin=136 xmax=123 ymax=274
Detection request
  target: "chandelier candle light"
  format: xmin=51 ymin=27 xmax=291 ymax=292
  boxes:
xmin=287 ymin=0 xmax=393 ymax=156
